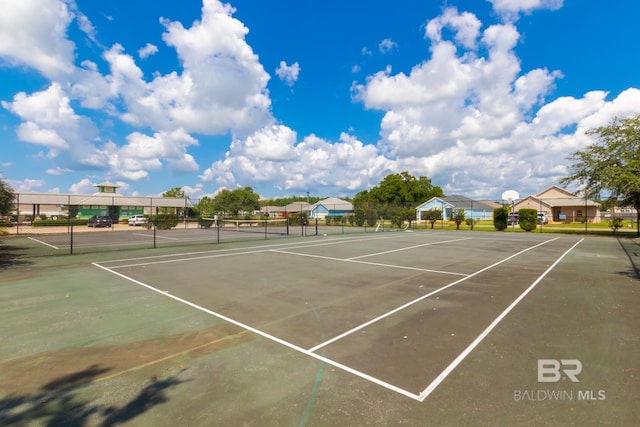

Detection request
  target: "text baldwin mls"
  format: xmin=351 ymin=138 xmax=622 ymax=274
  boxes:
xmin=513 ymin=359 xmax=606 ymax=401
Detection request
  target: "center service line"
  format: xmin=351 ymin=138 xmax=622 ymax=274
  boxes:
xmin=417 ymin=238 xmax=584 ymax=402
xmin=270 ymin=249 xmax=468 ymax=277
xmin=347 ymin=237 xmax=472 ymax=260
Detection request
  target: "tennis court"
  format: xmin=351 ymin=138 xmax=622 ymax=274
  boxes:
xmin=1 ymin=230 xmax=638 ymax=425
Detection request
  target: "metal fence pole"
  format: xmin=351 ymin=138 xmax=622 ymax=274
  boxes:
xmin=151 ymin=198 xmax=156 ymax=249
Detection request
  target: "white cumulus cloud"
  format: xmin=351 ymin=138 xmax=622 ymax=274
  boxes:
xmin=275 ymin=61 xmax=301 ymax=86
xmin=0 ymin=0 xmax=76 ymax=79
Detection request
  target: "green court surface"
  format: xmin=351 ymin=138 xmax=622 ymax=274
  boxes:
xmin=0 ymin=230 xmax=638 ymax=426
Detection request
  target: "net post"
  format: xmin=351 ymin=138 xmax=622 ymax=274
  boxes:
xmin=70 ymin=221 xmax=74 ymax=255
xmin=264 ymin=218 xmax=267 ymax=240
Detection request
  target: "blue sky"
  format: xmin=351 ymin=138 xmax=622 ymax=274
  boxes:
xmin=1 ymin=0 xmax=639 ymax=201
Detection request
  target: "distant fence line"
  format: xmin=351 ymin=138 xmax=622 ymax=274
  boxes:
xmin=7 ymin=192 xmax=639 ymax=230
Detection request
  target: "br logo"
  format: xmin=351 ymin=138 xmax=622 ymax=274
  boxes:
xmin=537 ymin=359 xmax=582 ymax=383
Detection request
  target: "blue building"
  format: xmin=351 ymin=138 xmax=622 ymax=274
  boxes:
xmin=416 ymin=195 xmax=499 ymax=221
xmin=309 ymin=197 xmax=353 ymax=219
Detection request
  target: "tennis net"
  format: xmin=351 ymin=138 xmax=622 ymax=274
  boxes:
xmin=201 ymin=218 xmax=290 ymax=235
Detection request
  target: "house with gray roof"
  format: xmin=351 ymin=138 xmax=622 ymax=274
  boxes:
xmin=310 ymin=197 xmax=353 ymax=219
xmin=416 ymin=195 xmax=498 ymax=221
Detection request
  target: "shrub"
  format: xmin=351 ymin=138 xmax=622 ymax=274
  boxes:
xmin=451 ymin=209 xmax=466 ymax=230
xmin=423 ymin=208 xmax=442 ymax=229
xmin=493 ymin=206 xmax=509 ymax=231
xmin=288 ymin=212 xmax=308 ymax=225
xmin=198 ymin=217 xmax=215 ymax=228
xmin=519 ymin=208 xmax=538 ymax=232
xmin=607 ymin=217 xmax=624 ymax=233
xmin=154 ymin=214 xmax=179 ymax=230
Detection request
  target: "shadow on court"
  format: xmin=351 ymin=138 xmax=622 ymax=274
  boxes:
xmin=0 ymin=364 xmax=187 ymax=426
xmin=616 ymin=236 xmax=640 ymax=279
xmin=0 ymin=243 xmax=32 ymax=270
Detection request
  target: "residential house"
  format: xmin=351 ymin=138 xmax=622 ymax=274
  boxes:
xmin=310 ymin=197 xmax=353 ymax=219
xmin=514 ymin=186 xmax=601 ymax=223
xmin=259 ymin=205 xmax=287 ymax=218
xmin=416 ymin=195 xmax=498 ymax=221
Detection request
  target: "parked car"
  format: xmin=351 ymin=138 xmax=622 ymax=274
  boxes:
xmin=88 ymin=215 xmax=113 ymax=228
xmin=538 ymin=212 xmax=549 ymax=225
xmin=128 ymin=215 xmax=148 ymax=226
xmin=507 ymin=213 xmax=519 ymax=225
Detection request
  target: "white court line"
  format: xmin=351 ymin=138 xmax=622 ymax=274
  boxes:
xmin=270 ymin=249 xmax=468 ymax=277
xmin=307 ymin=237 xmax=560 ymax=353
xmin=99 ymin=234 xmax=385 ymax=265
xmin=347 ymin=237 xmax=472 ymax=260
xmin=133 ymin=233 xmax=180 ymax=240
xmin=102 ymin=233 xmax=424 ymax=268
xmin=110 ymin=248 xmax=272 ymax=269
xmin=417 ymin=238 xmax=584 ymax=402
xmin=28 ymin=237 xmax=60 ymax=249
xmin=92 ymin=262 xmax=421 ymax=401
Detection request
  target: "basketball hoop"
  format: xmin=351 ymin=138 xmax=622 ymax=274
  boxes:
xmin=501 ymin=190 xmax=519 ymax=202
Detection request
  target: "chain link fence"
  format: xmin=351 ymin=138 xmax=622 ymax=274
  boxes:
xmin=4 ymin=192 xmax=638 ymax=255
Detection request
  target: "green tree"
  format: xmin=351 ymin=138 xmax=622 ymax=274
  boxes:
xmin=561 ymin=115 xmax=640 ymax=235
xmin=353 ymin=172 xmax=443 ymax=226
xmin=423 ymin=208 xmax=442 ymax=229
xmin=160 ymin=187 xmax=188 ymax=216
xmin=197 ymin=196 xmax=216 ymax=217
xmin=366 ymin=208 xmax=378 ymax=227
xmin=354 ymin=206 xmax=366 ymax=226
xmin=212 ymin=187 xmax=261 ymax=217
xmin=162 ymin=187 xmax=186 ymax=198
xmin=451 ymin=209 xmax=466 ymax=230
xmin=355 ymin=172 xmax=444 ymax=205
xmin=493 ymin=206 xmax=509 ymax=231
xmin=0 ymin=175 xmax=15 ymax=217
xmin=518 ymin=208 xmax=538 ymax=232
